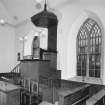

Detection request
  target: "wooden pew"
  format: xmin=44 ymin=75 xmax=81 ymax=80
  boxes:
xmin=86 ymin=88 xmax=105 ymax=105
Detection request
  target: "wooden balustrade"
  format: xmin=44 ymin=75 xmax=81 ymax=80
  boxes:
xmin=11 ymin=63 xmax=21 ymax=73
xmin=0 ymin=63 xmax=21 ymax=84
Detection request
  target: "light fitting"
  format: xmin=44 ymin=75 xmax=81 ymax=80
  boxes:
xmin=0 ymin=19 xmax=5 ymax=25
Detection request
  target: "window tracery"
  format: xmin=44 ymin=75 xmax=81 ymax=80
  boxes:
xmin=77 ymin=18 xmax=102 ymax=78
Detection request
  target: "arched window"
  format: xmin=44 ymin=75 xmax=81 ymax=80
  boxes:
xmin=32 ymin=36 xmax=40 ymax=59
xmin=77 ymin=18 xmax=102 ymax=78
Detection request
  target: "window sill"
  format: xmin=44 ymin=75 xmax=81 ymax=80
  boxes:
xmin=68 ymin=76 xmax=103 ymax=85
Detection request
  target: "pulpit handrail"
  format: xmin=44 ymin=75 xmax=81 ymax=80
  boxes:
xmin=11 ymin=63 xmax=21 ymax=73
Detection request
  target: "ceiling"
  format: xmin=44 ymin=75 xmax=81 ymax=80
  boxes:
xmin=0 ymin=0 xmax=73 ymax=24
xmin=0 ymin=0 xmax=104 ymax=24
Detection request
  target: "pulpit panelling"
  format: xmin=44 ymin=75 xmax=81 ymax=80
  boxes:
xmin=20 ymin=59 xmax=51 ymax=81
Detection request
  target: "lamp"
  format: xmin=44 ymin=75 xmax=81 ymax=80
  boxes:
xmin=0 ymin=19 xmax=15 ymax=27
xmin=0 ymin=19 xmax=5 ymax=25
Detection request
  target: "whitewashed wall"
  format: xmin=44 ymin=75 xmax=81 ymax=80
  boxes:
xmin=15 ymin=0 xmax=105 ymax=84
xmin=0 ymin=2 xmax=15 ymax=72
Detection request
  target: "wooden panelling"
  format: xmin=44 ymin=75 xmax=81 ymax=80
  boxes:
xmin=20 ymin=60 xmax=51 ymax=81
xmin=43 ymin=51 xmax=57 ymax=69
xmin=61 ymin=80 xmax=85 ymax=89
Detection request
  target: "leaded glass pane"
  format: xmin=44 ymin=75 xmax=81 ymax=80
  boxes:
xmin=89 ymin=21 xmax=101 ymax=78
xmin=77 ymin=18 xmax=102 ymax=78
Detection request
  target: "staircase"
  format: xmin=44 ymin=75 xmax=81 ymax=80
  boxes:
xmin=0 ymin=63 xmax=21 ymax=85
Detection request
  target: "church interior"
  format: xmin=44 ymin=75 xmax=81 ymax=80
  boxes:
xmin=0 ymin=0 xmax=105 ymax=105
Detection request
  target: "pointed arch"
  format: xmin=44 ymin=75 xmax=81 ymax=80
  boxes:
xmin=31 ymin=36 xmax=40 ymax=59
xmin=76 ymin=11 xmax=103 ymax=78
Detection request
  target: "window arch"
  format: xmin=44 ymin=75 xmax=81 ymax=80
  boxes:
xmin=32 ymin=36 xmax=40 ymax=59
xmin=77 ymin=18 xmax=102 ymax=78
